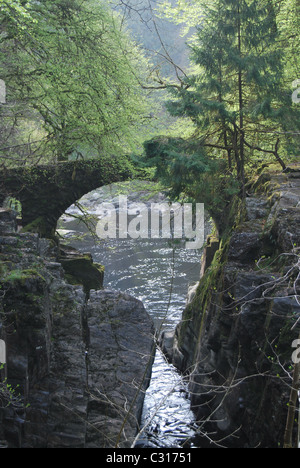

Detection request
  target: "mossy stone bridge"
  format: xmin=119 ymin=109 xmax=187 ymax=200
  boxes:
xmin=0 ymin=157 xmax=144 ymax=238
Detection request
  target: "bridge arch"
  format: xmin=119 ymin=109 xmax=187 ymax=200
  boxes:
xmin=0 ymin=157 xmax=143 ymax=238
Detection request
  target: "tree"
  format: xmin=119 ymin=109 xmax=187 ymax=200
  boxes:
xmin=0 ymin=0 xmax=34 ymax=24
xmin=0 ymin=0 xmax=154 ymax=165
xmin=148 ymin=0 xmax=299 ymax=215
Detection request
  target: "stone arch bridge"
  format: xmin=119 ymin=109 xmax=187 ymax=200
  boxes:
xmin=0 ymin=157 xmax=144 ymax=238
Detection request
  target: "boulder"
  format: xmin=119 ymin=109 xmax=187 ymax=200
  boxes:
xmin=59 ymin=245 xmax=104 ymax=292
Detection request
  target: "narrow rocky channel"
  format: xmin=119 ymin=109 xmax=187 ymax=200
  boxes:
xmin=58 ymin=181 xmax=210 ymax=448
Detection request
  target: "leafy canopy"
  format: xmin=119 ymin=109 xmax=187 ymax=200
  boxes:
xmin=0 ymin=0 xmax=155 ymax=164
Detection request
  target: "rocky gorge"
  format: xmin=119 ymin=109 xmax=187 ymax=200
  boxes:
xmin=0 ymin=208 xmax=155 ymax=448
xmin=0 ymin=163 xmax=299 ymax=449
xmin=160 ymin=164 xmax=300 ymax=448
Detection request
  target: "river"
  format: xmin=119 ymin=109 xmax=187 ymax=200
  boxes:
xmin=58 ymin=181 xmax=209 ymax=448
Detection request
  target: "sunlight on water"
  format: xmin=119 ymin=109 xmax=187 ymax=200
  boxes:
xmin=58 ymin=183 xmax=209 ymax=448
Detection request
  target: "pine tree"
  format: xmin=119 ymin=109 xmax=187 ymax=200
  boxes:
xmin=164 ymin=0 xmax=295 ymax=195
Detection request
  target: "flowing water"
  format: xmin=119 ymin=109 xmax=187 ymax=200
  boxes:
xmin=58 ymin=182 xmax=208 ymax=448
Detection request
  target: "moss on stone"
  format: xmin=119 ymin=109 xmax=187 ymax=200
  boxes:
xmin=178 ymin=240 xmax=228 ymax=351
xmin=21 ymin=217 xmax=55 ymax=238
xmin=60 ymin=256 xmax=104 ymax=292
xmin=2 ymin=268 xmax=46 ymax=284
xmin=0 ymin=261 xmax=8 ymax=278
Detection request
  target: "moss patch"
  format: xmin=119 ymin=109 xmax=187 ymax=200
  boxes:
xmin=1 ymin=268 xmax=46 ymax=285
xmin=60 ymin=256 xmax=104 ymax=292
xmin=21 ymin=217 xmax=55 ymax=238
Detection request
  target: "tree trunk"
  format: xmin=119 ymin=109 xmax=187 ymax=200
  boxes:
xmin=237 ymin=1 xmax=245 ymax=196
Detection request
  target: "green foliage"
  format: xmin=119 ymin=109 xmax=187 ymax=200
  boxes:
xmin=0 ymin=0 xmax=35 ymax=25
xmin=0 ymin=0 xmax=153 ymax=164
xmin=143 ymin=135 xmax=239 ymax=224
xmin=1 ymin=268 xmax=46 ymax=284
xmin=148 ymin=0 xmax=299 ymax=221
xmin=0 ymin=364 xmax=30 ymax=409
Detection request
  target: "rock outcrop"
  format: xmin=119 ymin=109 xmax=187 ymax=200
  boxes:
xmin=160 ymin=166 xmax=300 ymax=448
xmin=0 ymin=209 xmax=155 ymax=448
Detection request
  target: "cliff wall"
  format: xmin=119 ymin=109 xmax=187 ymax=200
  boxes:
xmin=160 ymin=166 xmax=300 ymax=448
xmin=0 ymin=210 xmax=155 ymax=448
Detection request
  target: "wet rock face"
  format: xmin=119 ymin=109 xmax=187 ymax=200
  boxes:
xmin=85 ymin=290 xmax=155 ymax=448
xmin=59 ymin=244 xmax=104 ymax=293
xmin=162 ymin=169 xmax=300 ymax=448
xmin=0 ymin=210 xmax=155 ymax=448
xmin=0 ymin=208 xmax=17 ymax=234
